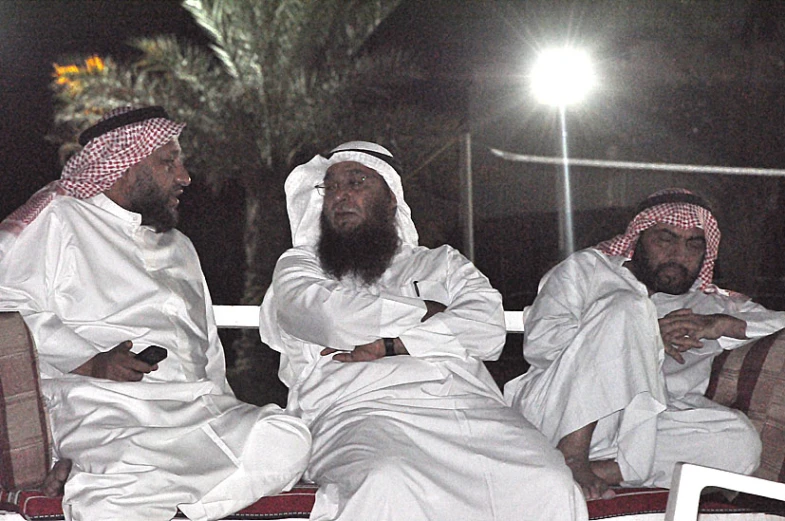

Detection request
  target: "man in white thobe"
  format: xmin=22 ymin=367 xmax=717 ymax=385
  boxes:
xmin=259 ymin=141 xmax=588 ymax=521
xmin=0 ymin=106 xmax=311 ymax=521
xmin=505 ymin=189 xmax=785 ymax=500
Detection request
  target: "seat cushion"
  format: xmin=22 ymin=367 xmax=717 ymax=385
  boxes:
xmin=707 ymin=329 xmax=785 ymax=482
xmin=0 ymin=483 xmax=319 ymax=520
xmin=0 ymin=312 xmax=49 ymax=490
xmin=2 ymin=484 xmax=753 ymax=520
xmin=586 ymin=487 xmax=750 ymax=519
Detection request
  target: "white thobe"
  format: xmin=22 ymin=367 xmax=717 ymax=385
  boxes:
xmin=0 ymin=194 xmax=311 ymax=521
xmin=504 ymin=248 xmax=785 ymax=488
xmin=260 ymin=243 xmax=588 ymax=521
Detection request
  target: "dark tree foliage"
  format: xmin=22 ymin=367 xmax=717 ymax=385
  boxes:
xmin=49 ymin=0 xmax=462 ymax=405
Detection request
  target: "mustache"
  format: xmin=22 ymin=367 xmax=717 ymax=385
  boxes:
xmin=656 ymin=261 xmax=690 ymax=274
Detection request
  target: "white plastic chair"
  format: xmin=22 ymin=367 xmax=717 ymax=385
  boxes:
xmin=665 ymin=462 xmax=785 ymax=520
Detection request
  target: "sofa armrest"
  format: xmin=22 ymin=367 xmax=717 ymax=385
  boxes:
xmin=0 ymin=311 xmax=50 ymax=489
xmin=706 ymin=328 xmax=785 ymax=482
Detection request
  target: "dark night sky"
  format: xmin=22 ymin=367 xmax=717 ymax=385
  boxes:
xmin=3 ymin=1 xmax=785 ymax=308
xmin=0 ymin=0 xmax=252 ymax=302
xmin=0 ymin=0 xmax=206 ymax=219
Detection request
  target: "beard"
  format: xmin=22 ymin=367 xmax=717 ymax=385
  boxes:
xmin=317 ymin=196 xmax=400 ymax=285
xmin=629 ymin=240 xmax=702 ymax=295
xmin=127 ymin=171 xmax=179 ymax=233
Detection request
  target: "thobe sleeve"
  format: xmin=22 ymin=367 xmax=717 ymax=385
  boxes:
xmin=396 ymin=246 xmax=506 ymax=361
xmin=0 ymin=212 xmax=101 ymax=377
xmin=201 ymin=277 xmax=233 ymax=395
xmin=715 ymin=295 xmax=785 ymax=350
xmin=523 ymin=252 xmax=597 ymax=369
xmin=273 ymin=248 xmax=428 ymax=350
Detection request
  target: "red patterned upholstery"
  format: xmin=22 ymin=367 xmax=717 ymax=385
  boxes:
xmin=707 ymin=328 xmax=785 ymax=482
xmin=586 ymin=488 xmax=748 ymax=519
xmin=0 ymin=312 xmax=49 ymax=490
xmin=1 ymin=484 xmax=752 ymax=520
xmin=1 ymin=488 xmax=66 ymax=520
xmin=0 ymin=484 xmax=317 ymax=520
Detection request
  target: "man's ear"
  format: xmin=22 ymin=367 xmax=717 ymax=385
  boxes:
xmin=388 ymin=190 xmax=397 ymax=211
xmin=103 ymin=167 xmax=134 ymax=208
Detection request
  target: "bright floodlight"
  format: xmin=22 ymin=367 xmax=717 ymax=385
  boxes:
xmin=531 ymin=47 xmax=596 ymax=106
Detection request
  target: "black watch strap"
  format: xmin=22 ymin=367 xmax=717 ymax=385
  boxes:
xmin=383 ymin=337 xmax=397 ymax=356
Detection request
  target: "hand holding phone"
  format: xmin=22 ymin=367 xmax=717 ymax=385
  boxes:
xmin=135 ymin=345 xmax=168 ymax=365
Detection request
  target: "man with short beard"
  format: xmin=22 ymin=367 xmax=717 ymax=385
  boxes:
xmin=260 ymin=141 xmax=588 ymax=521
xmin=505 ymin=188 xmax=785 ymax=501
xmin=0 ymin=106 xmax=310 ymax=520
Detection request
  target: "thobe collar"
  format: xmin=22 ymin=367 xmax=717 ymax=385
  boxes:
xmin=89 ymin=193 xmax=143 ymax=227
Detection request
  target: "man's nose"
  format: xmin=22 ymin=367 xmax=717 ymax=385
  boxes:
xmin=670 ymin=240 xmax=691 ymax=261
xmin=177 ymin=164 xmax=191 ymax=187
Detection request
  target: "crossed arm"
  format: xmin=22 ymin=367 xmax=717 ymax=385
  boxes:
xmin=321 ymin=300 xmax=446 ymax=362
xmin=273 ymin=246 xmax=505 ymax=363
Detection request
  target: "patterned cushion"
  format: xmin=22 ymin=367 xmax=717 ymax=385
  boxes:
xmin=0 ymin=312 xmax=49 ymax=490
xmin=0 ymin=484 xmax=318 ymax=520
xmin=586 ymin=487 xmax=749 ymax=519
xmin=706 ymin=328 xmax=785 ymax=482
xmin=1 ymin=484 xmax=750 ymax=520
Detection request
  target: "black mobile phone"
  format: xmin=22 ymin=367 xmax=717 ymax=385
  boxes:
xmin=135 ymin=345 xmax=168 ymax=365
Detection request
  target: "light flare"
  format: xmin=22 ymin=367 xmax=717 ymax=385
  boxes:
xmin=531 ymin=47 xmax=596 ymax=107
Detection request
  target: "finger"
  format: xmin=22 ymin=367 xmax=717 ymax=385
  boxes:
xmin=669 ymin=336 xmax=703 ymax=350
xmin=320 ymin=347 xmax=337 ymax=356
xmin=659 ymin=320 xmax=692 ymax=336
xmin=665 ymin=308 xmax=693 ymax=318
xmin=678 ymin=339 xmax=703 ymax=350
xmin=331 ymin=352 xmax=353 ymax=363
xmin=114 ymin=340 xmax=134 ymax=352
xmin=663 ymin=323 xmax=702 ymax=342
xmin=123 ymin=355 xmax=157 ymax=374
xmin=660 ymin=324 xmax=689 ymax=338
xmin=661 ymin=315 xmax=700 ymax=329
xmin=108 ymin=363 xmax=145 ymax=382
xmin=665 ymin=346 xmax=685 ymax=364
xmin=662 ymin=316 xmax=699 ymax=329
xmin=123 ymin=368 xmax=145 ymax=382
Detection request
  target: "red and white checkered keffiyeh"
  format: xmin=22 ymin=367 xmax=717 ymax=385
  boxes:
xmin=0 ymin=106 xmax=184 ymax=237
xmin=596 ymin=188 xmax=721 ymax=293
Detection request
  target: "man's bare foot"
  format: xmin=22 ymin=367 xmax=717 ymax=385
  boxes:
xmin=557 ymin=423 xmax=616 ymax=500
xmin=42 ymin=459 xmax=72 ymax=497
xmin=592 ymin=459 xmax=623 ymax=487
xmin=563 ymin=455 xmax=616 ymax=500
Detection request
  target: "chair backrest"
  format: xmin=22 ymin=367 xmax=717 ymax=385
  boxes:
xmin=0 ymin=312 xmax=50 ymax=489
xmin=212 ymin=305 xmax=526 ymax=333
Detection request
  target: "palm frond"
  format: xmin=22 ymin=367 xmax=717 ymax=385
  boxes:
xmin=182 ymin=0 xmax=240 ymax=78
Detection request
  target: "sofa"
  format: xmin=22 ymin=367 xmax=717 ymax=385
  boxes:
xmin=2 ymin=309 xmax=785 ymax=520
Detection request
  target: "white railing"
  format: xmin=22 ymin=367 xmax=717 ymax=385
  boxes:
xmin=212 ymin=305 xmax=526 ymax=333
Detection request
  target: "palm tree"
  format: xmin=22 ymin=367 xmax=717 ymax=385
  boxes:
xmin=50 ymin=0 xmax=462 ymax=404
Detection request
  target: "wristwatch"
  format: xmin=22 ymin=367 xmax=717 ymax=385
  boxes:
xmin=383 ymin=337 xmax=397 ymax=356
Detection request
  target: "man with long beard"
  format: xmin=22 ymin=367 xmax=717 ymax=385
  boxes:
xmin=0 ymin=106 xmax=311 ymax=521
xmin=259 ymin=141 xmax=588 ymax=520
xmin=505 ymin=188 xmax=785 ymax=501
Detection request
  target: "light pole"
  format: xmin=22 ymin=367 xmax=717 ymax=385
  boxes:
xmin=531 ymin=47 xmax=596 ymax=258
